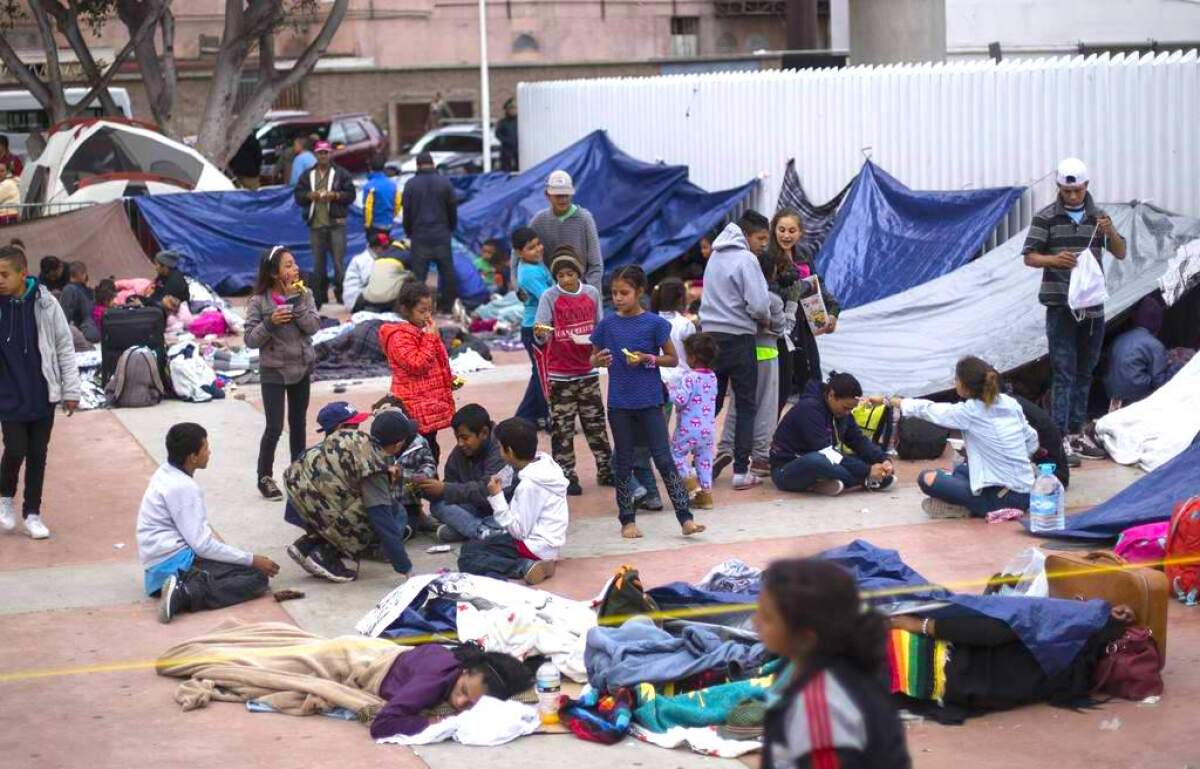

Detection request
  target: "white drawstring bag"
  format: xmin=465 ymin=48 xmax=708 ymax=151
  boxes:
xmin=1068 ymin=226 xmax=1109 ymax=314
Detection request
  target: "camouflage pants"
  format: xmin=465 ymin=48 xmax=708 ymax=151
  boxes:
xmin=287 ymin=496 xmax=377 ymax=558
xmin=549 ymin=375 xmax=613 ymax=484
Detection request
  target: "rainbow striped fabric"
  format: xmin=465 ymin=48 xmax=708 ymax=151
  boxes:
xmin=887 ymin=628 xmax=949 ymax=703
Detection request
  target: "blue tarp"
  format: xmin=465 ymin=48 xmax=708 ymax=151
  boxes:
xmin=449 ymin=172 xmax=510 ymax=205
xmin=455 ymin=131 xmax=755 ymax=276
xmin=133 ymin=188 xmax=487 ymax=300
xmin=1029 ymin=435 xmax=1200 ymax=541
xmin=815 ymin=162 xmax=1024 ymax=310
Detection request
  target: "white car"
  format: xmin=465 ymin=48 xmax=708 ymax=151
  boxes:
xmin=19 ymin=118 xmax=233 ymax=217
xmin=387 ymin=123 xmax=501 ymax=179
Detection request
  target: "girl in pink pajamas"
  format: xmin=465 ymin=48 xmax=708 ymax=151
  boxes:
xmin=669 ymin=333 xmax=720 ymax=510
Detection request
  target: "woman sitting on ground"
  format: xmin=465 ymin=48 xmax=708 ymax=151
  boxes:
xmin=768 ymin=372 xmax=894 ymax=496
xmin=756 ymin=558 xmax=911 ymax=768
xmin=890 ymin=356 xmax=1037 ymax=518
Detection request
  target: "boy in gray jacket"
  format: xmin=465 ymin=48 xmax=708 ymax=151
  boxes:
xmin=0 ymin=244 xmax=81 ymax=540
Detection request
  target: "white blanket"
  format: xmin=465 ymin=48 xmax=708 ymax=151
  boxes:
xmin=375 ymin=696 xmax=539 ymax=746
xmin=631 ymin=724 xmax=761 ymax=758
xmin=356 ymin=573 xmax=596 ymax=682
xmin=1095 ymin=352 xmax=1200 ymax=472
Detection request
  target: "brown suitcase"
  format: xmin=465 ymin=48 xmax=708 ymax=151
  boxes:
xmin=1045 ymin=550 xmax=1169 ymax=660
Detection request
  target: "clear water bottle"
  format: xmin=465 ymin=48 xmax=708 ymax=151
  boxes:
xmin=1029 ymin=463 xmax=1065 ymax=533
xmin=535 ymin=660 xmax=561 ymax=725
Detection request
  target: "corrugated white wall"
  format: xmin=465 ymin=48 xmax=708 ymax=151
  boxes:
xmin=519 ymin=50 xmax=1200 ymax=223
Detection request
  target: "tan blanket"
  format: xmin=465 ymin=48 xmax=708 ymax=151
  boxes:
xmin=156 ymin=619 xmax=405 ymax=720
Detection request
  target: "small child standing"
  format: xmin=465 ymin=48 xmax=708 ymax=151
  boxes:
xmin=669 ymin=333 xmax=720 ymax=510
xmin=534 ymin=246 xmax=613 ymax=495
xmin=92 ymin=278 xmax=118 ymax=338
xmin=0 ymin=245 xmax=81 ymax=539
xmin=591 ymin=265 xmax=706 ymax=540
xmin=651 ymin=277 xmax=697 ymax=396
xmin=512 ymin=227 xmax=552 ymax=427
xmin=380 ymin=282 xmax=459 ymax=465
xmin=458 ymin=417 xmax=565 ymax=585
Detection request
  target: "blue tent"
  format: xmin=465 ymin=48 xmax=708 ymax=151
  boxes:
xmin=455 ymin=131 xmax=756 ymax=276
xmin=133 ymin=188 xmax=487 ymax=300
xmin=816 ymin=162 xmax=1024 ymax=309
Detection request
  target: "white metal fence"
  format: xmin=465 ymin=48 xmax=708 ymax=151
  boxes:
xmin=519 ymin=50 xmax=1200 ymax=232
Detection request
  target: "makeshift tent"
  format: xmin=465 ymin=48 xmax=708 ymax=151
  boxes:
xmin=776 ymin=159 xmax=850 ymax=263
xmin=815 ymin=162 xmax=1023 ymax=309
xmin=132 ymin=188 xmax=487 ymax=299
xmin=455 ymin=131 xmax=756 ymax=276
xmin=1029 ymin=434 xmax=1200 ymax=541
xmin=2 ymin=201 xmax=153 ymax=280
xmin=820 ymin=203 xmax=1200 ymax=397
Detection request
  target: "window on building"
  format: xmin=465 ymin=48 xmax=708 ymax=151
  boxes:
xmin=513 ymin=33 xmax=539 ymax=53
xmin=670 ymin=16 xmax=700 ymax=57
xmin=715 ymin=32 xmax=738 ymax=54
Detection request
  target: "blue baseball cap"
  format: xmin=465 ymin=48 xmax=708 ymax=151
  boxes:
xmin=316 ymin=401 xmax=369 ymax=433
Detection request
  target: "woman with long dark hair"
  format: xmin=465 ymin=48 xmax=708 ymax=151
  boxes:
xmin=244 ymin=246 xmax=320 ymax=499
xmin=768 ymin=208 xmax=840 ymax=408
xmin=756 ymin=558 xmax=911 ymax=768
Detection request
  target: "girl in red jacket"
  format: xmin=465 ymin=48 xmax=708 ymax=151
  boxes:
xmin=380 ymin=282 xmax=457 ymax=463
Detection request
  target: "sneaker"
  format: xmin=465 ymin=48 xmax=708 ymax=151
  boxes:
xmin=523 ymin=560 xmax=557 ymax=586
xmin=693 ymin=489 xmax=714 ymax=509
xmin=22 ymin=514 xmax=49 ymax=539
xmin=732 ymin=473 xmax=762 ymax=490
xmin=866 ymin=475 xmax=896 ymax=492
xmin=809 ymin=479 xmax=844 ymax=496
xmin=566 ymin=479 xmax=583 ymax=496
xmin=1069 ymin=434 xmax=1107 ymax=461
xmin=922 ymin=498 xmax=970 ymax=519
xmin=436 ymin=524 xmax=466 ymax=543
xmin=402 ymin=524 xmax=414 ymax=542
xmin=0 ymin=497 xmax=15 ymax=531
xmin=712 ymin=452 xmax=733 ymax=480
xmin=639 ymin=495 xmax=664 ymax=511
xmin=157 ymin=573 xmax=188 ymax=624
xmin=257 ymin=477 xmax=283 ymax=500
xmin=286 ymin=536 xmax=320 ymax=575
xmin=749 ymin=459 xmax=772 ymax=478
xmin=305 ymin=544 xmax=356 ymax=583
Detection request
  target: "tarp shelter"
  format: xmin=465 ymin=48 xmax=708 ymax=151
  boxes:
xmin=455 ymin=131 xmax=756 ymax=276
xmin=2 ymin=201 xmax=153 ymax=280
xmin=816 ymin=162 xmax=1024 ymax=309
xmin=776 ymin=159 xmax=850 ymax=263
xmin=820 ymin=203 xmax=1200 ymax=397
xmin=132 ymin=188 xmax=487 ymax=299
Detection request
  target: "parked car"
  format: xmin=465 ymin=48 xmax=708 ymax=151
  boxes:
xmin=256 ymin=112 xmax=386 ymax=182
xmin=386 ymin=123 xmax=501 ymax=177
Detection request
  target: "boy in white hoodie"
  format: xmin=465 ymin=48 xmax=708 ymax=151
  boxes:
xmin=457 ymin=416 xmax=567 ymax=585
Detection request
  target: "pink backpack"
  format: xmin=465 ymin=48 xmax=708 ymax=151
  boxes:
xmin=1114 ymin=521 xmax=1170 ymax=565
xmin=188 ymin=308 xmax=228 ymax=337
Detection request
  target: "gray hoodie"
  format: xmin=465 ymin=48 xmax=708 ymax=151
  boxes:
xmin=699 ymin=222 xmax=771 ymax=336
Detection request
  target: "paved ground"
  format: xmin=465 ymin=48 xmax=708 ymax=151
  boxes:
xmin=1 ymin=345 xmax=1196 ymax=769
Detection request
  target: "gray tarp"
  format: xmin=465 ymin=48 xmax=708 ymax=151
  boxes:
xmin=819 ymin=203 xmax=1200 ymax=397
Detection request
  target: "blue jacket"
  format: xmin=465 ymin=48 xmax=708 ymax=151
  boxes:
xmin=401 ymin=169 xmax=457 ymax=246
xmin=769 ymin=382 xmax=884 ymax=465
xmin=363 ymin=171 xmax=400 ymax=231
xmin=1104 ymin=327 xmax=1169 ymax=403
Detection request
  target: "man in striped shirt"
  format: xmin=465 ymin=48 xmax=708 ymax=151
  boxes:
xmin=1022 ymin=158 xmax=1126 ymax=460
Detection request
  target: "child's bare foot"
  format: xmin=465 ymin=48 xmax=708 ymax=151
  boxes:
xmin=621 ymin=523 xmax=644 ymax=539
xmin=681 ymin=520 xmax=706 ymax=536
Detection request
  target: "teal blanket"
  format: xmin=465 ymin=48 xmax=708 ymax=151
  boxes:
xmin=633 ymin=671 xmax=777 ymax=733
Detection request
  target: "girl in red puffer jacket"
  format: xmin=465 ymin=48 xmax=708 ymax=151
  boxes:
xmin=380 ymin=282 xmax=458 ymax=463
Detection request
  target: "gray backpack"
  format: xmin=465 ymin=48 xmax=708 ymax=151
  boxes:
xmin=105 ymin=347 xmax=166 ymax=408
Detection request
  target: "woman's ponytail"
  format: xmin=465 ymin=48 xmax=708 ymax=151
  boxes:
xmin=955 ymin=355 xmax=1002 ymax=406
xmin=982 ymin=369 xmax=1000 ymax=406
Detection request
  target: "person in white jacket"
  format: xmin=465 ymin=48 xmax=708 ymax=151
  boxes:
xmin=458 ymin=417 xmax=567 ymax=585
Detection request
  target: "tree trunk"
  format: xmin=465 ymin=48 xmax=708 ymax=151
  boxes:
xmin=44 ymin=0 xmax=122 ymax=116
xmin=117 ymin=0 xmax=177 ymax=134
xmin=28 ymin=0 xmax=69 ymax=121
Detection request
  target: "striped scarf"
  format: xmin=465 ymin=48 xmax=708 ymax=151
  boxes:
xmin=887 ymin=628 xmax=949 ymax=703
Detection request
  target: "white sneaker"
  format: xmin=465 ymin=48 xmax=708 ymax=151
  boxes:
xmin=810 ymin=479 xmax=845 ymax=496
xmin=0 ymin=497 xmax=15 ymax=531
xmin=732 ymin=473 xmax=763 ymax=490
xmin=22 ymin=514 xmax=49 ymax=539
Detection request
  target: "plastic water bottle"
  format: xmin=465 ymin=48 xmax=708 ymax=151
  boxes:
xmin=535 ymin=660 xmax=561 ymax=725
xmin=1029 ymin=463 xmax=1065 ymax=533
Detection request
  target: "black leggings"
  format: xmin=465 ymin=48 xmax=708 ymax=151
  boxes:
xmin=1 ymin=414 xmax=55 ymax=516
xmin=258 ymin=377 xmax=311 ymax=479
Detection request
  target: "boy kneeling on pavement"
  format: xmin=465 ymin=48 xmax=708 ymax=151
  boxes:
xmin=457 ymin=417 xmax=565 ymax=585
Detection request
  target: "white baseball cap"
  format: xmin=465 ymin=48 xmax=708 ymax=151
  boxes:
xmin=1056 ymin=158 xmax=1089 ymax=188
xmin=545 ymin=169 xmax=575 ymax=195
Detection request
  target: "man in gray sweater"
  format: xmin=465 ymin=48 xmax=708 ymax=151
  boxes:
xmin=521 ymin=170 xmax=603 ymax=292
xmin=700 ymin=212 xmax=772 ymax=490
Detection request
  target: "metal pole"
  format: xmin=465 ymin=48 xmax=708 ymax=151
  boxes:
xmin=478 ymin=0 xmax=492 ymax=172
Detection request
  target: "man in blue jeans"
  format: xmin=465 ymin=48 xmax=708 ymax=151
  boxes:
xmin=1022 ymin=158 xmax=1126 ymax=460
xmin=402 ymin=152 xmax=458 ymax=313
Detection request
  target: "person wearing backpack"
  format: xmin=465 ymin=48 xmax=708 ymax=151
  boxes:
xmin=1022 ymin=158 xmax=1126 ymax=462
xmin=890 ymin=357 xmax=1038 ymax=519
xmin=244 ymin=246 xmax=320 ymax=500
xmin=0 ymin=244 xmax=81 ymax=540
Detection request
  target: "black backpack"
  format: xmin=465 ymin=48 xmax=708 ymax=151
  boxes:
xmin=896 ymin=417 xmax=950 ymax=460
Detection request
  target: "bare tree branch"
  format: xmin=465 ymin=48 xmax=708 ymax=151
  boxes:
xmin=0 ymin=33 xmax=56 ymax=110
xmin=43 ymin=0 xmax=121 ymax=115
xmin=65 ymin=0 xmax=163 ymax=118
xmin=117 ymin=0 xmax=174 ymax=130
xmin=29 ymin=0 xmax=68 ymax=119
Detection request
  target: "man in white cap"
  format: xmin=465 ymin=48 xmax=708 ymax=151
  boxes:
xmin=1022 ymin=158 xmax=1126 ymax=461
xmin=522 ymin=170 xmax=603 ymax=292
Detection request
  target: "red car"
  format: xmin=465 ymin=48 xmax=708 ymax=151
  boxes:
xmin=256 ymin=112 xmax=387 ymax=181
